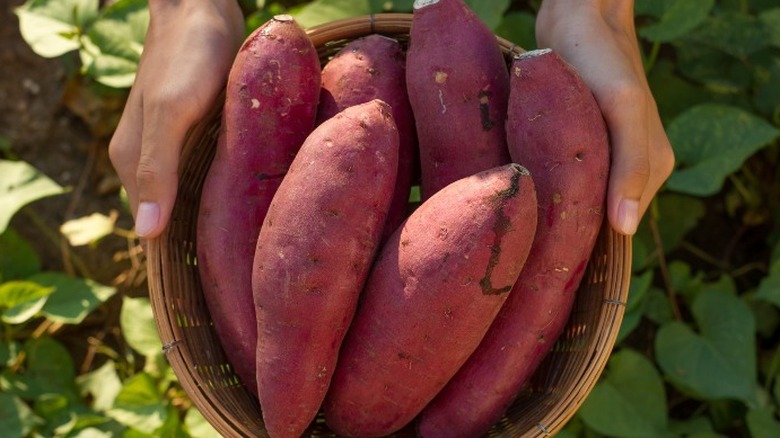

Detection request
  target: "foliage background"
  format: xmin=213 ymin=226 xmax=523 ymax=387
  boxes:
xmin=2 ymin=0 xmax=780 ymax=437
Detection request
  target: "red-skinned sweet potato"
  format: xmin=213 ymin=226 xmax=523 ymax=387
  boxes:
xmin=417 ymin=48 xmax=610 ymax=438
xmin=317 ymin=34 xmax=417 ymax=240
xmin=196 ymin=15 xmax=320 ymax=396
xmin=252 ymin=99 xmax=399 ymax=438
xmin=323 ymin=163 xmax=538 ymax=438
xmin=406 ymin=0 xmax=510 ymax=199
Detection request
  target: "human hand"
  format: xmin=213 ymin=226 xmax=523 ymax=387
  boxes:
xmin=109 ymin=0 xmax=244 ymax=239
xmin=535 ymin=0 xmax=675 ymax=235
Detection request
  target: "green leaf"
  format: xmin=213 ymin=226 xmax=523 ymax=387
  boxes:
xmin=14 ymin=0 xmax=99 ymax=57
xmin=669 ymin=415 xmax=717 ymax=436
xmin=688 ymin=11 xmax=772 ymax=59
xmin=464 ymin=0 xmax=511 ymax=31
xmin=120 ymin=296 xmax=162 ymax=358
xmin=80 ymin=0 xmax=149 ymax=88
xmin=655 ymin=287 xmax=758 ymax=404
xmin=184 ymin=408 xmax=221 ymax=438
xmin=0 ymin=280 xmax=55 ymax=324
xmin=31 ymin=272 xmax=116 ymax=324
xmin=635 ymin=0 xmax=676 ymax=18
xmin=639 ymin=0 xmax=714 ymax=43
xmin=617 ymin=270 xmax=653 ymax=343
xmin=10 ymin=337 xmax=79 ymax=401
xmin=0 ymin=229 xmax=41 ymax=282
xmin=107 ymin=372 xmax=167 ymax=434
xmin=34 ymin=393 xmax=79 ymax=436
xmin=0 ymin=160 xmax=66 ymax=234
xmin=579 ymin=349 xmax=669 ymax=438
xmin=747 ymin=406 xmax=780 ymax=438
xmin=76 ymin=360 xmax=123 ymax=412
xmin=644 ymin=287 xmax=675 ymax=326
xmin=666 ymin=104 xmax=780 ymax=196
xmin=674 ymin=41 xmax=752 ymax=92
xmin=654 ymin=193 xmax=707 ymax=252
xmin=647 ymin=59 xmax=711 ymax=123
xmin=0 ymin=340 xmax=21 ymax=367
xmin=753 ymin=56 xmax=780 ymax=118
xmin=495 ymin=11 xmax=536 ymax=50
xmin=757 ymin=271 xmax=780 ymax=308
xmin=290 ymin=0 xmax=372 ymax=28
xmin=760 ymin=8 xmax=780 ymax=48
xmin=0 ymin=393 xmax=41 ymax=437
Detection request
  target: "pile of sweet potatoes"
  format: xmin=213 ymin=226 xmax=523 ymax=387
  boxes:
xmin=195 ymin=1 xmax=610 ymax=437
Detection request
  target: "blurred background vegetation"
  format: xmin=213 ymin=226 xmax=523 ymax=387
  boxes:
xmin=1 ymin=0 xmax=779 ymax=436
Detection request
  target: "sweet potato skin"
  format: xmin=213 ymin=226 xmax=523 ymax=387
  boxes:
xmin=323 ymin=163 xmax=537 ymax=438
xmin=317 ymin=34 xmax=417 ymax=239
xmin=196 ymin=15 xmax=320 ymax=396
xmin=406 ymin=0 xmax=511 ymax=199
xmin=252 ymin=100 xmax=399 ymax=438
xmin=416 ymin=48 xmax=610 ymax=438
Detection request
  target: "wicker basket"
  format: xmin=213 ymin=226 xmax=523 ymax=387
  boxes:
xmin=146 ymin=13 xmax=631 ymax=438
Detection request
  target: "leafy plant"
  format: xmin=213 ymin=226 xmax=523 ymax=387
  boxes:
xmin=0 ymin=158 xmax=218 ymax=437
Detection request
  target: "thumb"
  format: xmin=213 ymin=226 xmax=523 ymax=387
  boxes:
xmin=600 ymin=86 xmax=652 ymax=236
xmin=133 ymin=104 xmax=191 ymax=239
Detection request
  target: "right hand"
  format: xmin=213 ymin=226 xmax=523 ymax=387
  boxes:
xmin=109 ymin=0 xmax=244 ymax=240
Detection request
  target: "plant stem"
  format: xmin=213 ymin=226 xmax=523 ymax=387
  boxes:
xmin=644 ymin=41 xmax=661 ymax=74
xmin=22 ymin=208 xmax=93 ymax=279
xmin=649 ymin=209 xmax=683 ymax=321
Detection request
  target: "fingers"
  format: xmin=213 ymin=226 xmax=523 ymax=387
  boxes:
xmin=597 ymin=81 xmax=652 ymax=235
xmin=108 ymin=90 xmax=143 ymax=218
xmin=133 ymin=90 xmax=196 ymax=239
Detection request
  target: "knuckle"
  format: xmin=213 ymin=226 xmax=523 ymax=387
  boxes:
xmin=601 ymin=79 xmax=648 ymax=113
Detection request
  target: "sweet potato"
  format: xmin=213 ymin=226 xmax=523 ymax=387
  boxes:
xmin=317 ymin=34 xmax=417 ymax=240
xmin=406 ymin=0 xmax=510 ymax=199
xmin=196 ymin=15 xmax=320 ymax=395
xmin=416 ymin=48 xmax=610 ymax=438
xmin=323 ymin=163 xmax=538 ymax=438
xmin=252 ymin=99 xmax=399 ymax=438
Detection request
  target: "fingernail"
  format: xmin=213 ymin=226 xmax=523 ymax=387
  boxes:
xmin=617 ymin=199 xmax=639 ymax=235
xmin=135 ymin=202 xmax=160 ymax=238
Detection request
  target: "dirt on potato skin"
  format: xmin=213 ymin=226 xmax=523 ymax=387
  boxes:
xmin=1 ymin=1 xmax=147 ymax=370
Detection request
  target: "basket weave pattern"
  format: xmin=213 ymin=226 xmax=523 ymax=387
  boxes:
xmin=146 ymin=13 xmax=631 ymax=438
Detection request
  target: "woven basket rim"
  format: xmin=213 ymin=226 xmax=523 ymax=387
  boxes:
xmin=146 ymin=12 xmax=632 ymax=438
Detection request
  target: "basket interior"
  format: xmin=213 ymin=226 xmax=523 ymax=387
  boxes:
xmin=146 ymin=13 xmax=631 ymax=438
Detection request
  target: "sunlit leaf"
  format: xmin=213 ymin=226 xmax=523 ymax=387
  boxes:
xmin=290 ymin=0 xmax=371 ymax=28
xmin=14 ymin=0 xmax=99 ymax=57
xmin=0 ymin=160 xmax=66 ymax=234
xmin=579 ymin=349 xmax=669 ymax=437
xmin=655 ymin=287 xmax=758 ymax=405
xmin=0 ymin=280 xmax=55 ymax=324
xmin=666 ymin=104 xmax=780 ymax=196
xmin=120 ymin=296 xmax=162 ymax=358
xmin=32 ymin=272 xmax=116 ymax=324
xmin=184 ymin=408 xmax=221 ymax=438
xmin=60 ymin=212 xmax=116 ymax=246
xmin=80 ymin=0 xmax=149 ymax=88
xmin=107 ymin=372 xmax=166 ymax=434
xmin=76 ymin=361 xmax=123 ymax=412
